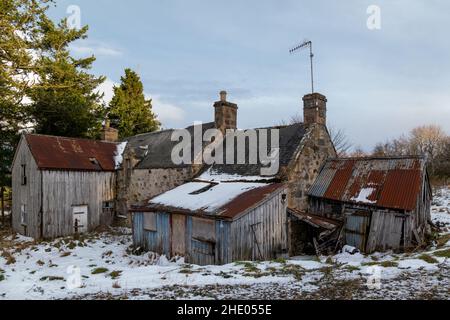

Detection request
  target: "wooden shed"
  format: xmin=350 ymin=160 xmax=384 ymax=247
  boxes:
xmin=130 ymin=181 xmax=288 ymax=265
xmin=11 ymin=134 xmax=122 ymax=239
xmin=306 ymin=156 xmax=432 ymax=253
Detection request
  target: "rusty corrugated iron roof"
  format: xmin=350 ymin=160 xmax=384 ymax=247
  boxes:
xmin=309 ymin=156 xmax=426 ymax=211
xmin=25 ymin=134 xmax=118 ymax=172
xmin=219 ymin=183 xmax=285 ymax=218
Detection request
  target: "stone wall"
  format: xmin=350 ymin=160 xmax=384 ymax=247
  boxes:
xmin=116 ymin=166 xmax=194 ymax=218
xmin=285 ymin=124 xmax=336 ymax=211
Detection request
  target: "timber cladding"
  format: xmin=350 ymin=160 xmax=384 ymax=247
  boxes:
xmin=12 ymin=135 xmax=117 ymax=239
xmin=132 ymin=185 xmax=288 ymax=265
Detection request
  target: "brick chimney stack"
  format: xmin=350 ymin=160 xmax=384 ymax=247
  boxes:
xmin=214 ymin=90 xmax=238 ymax=133
xmin=303 ymin=93 xmax=327 ymax=126
xmin=101 ymin=119 xmax=119 ymax=142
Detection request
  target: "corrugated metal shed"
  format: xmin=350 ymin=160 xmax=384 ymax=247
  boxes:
xmin=25 ymin=134 xmax=118 ymax=172
xmin=308 ymin=156 xmax=426 ymax=211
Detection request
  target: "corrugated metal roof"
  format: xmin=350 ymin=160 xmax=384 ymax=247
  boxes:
xmin=308 ymin=157 xmax=426 ymax=211
xmin=219 ymin=183 xmax=285 ymax=218
xmin=25 ymin=134 xmax=118 ymax=172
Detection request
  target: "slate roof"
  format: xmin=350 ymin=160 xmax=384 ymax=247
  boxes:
xmin=308 ymin=156 xmax=428 ymax=211
xmin=24 ymin=134 xmax=118 ymax=172
xmin=201 ymin=123 xmax=309 ymax=178
xmin=125 ymin=122 xmax=215 ymax=169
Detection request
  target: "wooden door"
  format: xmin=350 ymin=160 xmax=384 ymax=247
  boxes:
xmin=345 ymin=211 xmax=371 ymax=252
xmin=73 ymin=205 xmax=88 ymax=234
xmin=171 ymin=214 xmax=186 ymax=257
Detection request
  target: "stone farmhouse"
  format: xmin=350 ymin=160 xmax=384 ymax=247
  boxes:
xmin=11 ymin=90 xmax=431 ymax=263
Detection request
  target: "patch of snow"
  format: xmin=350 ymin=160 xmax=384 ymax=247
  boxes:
xmin=198 ymin=167 xmax=274 ymax=182
xmin=350 ymin=187 xmax=377 ymax=204
xmin=397 ymin=259 xmax=440 ymax=271
xmin=149 ymin=181 xmax=269 ymax=213
xmin=113 ymin=142 xmax=128 ymax=169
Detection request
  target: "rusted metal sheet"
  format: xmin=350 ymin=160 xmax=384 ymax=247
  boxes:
xmin=219 ymin=183 xmax=285 ymax=218
xmin=287 ymin=208 xmax=341 ymax=230
xmin=308 ymin=157 xmax=425 ymax=212
xmin=25 ymin=134 xmax=118 ymax=171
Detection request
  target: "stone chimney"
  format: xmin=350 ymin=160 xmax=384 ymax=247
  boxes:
xmin=214 ymin=90 xmax=238 ymax=133
xmin=101 ymin=119 xmax=119 ymax=142
xmin=303 ymin=93 xmax=327 ymax=126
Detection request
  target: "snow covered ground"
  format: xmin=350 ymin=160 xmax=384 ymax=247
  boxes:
xmin=1 ymin=188 xmax=450 ymax=300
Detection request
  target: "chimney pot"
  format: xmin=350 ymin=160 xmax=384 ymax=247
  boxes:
xmin=220 ymin=90 xmax=227 ymax=102
xmin=101 ymin=118 xmax=119 ymax=142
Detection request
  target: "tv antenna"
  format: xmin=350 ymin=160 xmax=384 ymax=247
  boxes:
xmin=290 ymin=40 xmax=315 ymax=93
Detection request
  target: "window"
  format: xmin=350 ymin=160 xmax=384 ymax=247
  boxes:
xmin=20 ymin=204 xmax=27 ymax=226
xmin=192 ymin=217 xmax=215 ymax=242
xmin=144 ymin=212 xmax=157 ymax=231
xmin=21 ymin=164 xmax=27 ymax=185
xmin=102 ymin=201 xmax=114 ymax=209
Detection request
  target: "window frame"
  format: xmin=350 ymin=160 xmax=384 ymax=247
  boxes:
xmin=20 ymin=164 xmax=27 ymax=186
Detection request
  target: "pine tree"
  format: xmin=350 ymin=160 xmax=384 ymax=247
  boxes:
xmin=28 ymin=16 xmax=105 ymax=138
xmin=0 ymin=0 xmax=49 ymax=187
xmin=108 ymin=69 xmax=160 ymax=139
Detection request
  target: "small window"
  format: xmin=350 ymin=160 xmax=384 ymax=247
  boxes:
xmin=21 ymin=164 xmax=27 ymax=185
xmin=20 ymin=204 xmax=27 ymax=226
xmin=102 ymin=201 xmax=114 ymax=209
xmin=144 ymin=212 xmax=157 ymax=231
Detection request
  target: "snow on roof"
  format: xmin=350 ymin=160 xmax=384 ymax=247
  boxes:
xmin=147 ymin=181 xmax=284 ymax=217
xmin=350 ymin=187 xmax=377 ymax=204
xmin=114 ymin=141 xmax=128 ymax=169
xmin=198 ymin=167 xmax=273 ymax=182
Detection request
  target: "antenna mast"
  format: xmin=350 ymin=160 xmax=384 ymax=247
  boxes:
xmin=290 ymin=40 xmax=315 ymax=94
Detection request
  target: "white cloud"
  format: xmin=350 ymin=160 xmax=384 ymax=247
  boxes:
xmin=70 ymin=40 xmax=122 ymax=57
xmin=96 ymin=78 xmax=186 ymax=127
xmin=151 ymin=96 xmax=186 ymax=125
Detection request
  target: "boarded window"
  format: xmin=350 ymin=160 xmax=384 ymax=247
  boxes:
xmin=20 ymin=204 xmax=27 ymax=225
xmin=192 ymin=217 xmax=215 ymax=242
xmin=144 ymin=212 xmax=157 ymax=231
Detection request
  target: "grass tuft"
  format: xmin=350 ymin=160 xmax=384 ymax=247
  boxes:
xmin=433 ymin=249 xmax=450 ymax=258
xmin=417 ymin=254 xmax=439 ymax=264
xmin=91 ymin=267 xmax=109 ymax=275
xmin=109 ymin=270 xmax=122 ymax=279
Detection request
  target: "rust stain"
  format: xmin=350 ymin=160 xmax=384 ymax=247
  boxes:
xmin=323 ymin=159 xmax=355 ymax=201
xmin=314 ymin=157 xmax=424 ymax=212
xmin=219 ymin=183 xmax=285 ymax=218
xmin=26 ymin=134 xmax=118 ymax=172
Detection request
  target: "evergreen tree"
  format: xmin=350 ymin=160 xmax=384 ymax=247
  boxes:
xmin=28 ymin=16 xmax=105 ymax=138
xmin=0 ymin=0 xmax=49 ymax=187
xmin=108 ymin=69 xmax=160 ymax=139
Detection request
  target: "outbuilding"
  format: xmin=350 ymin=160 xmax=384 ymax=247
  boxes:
xmin=11 ymin=134 xmax=124 ymax=239
xmin=130 ymin=180 xmax=288 ymax=265
xmin=306 ymin=156 xmax=432 ymax=253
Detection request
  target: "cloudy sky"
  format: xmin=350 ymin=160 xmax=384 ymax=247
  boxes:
xmin=48 ymin=0 xmax=450 ymax=151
